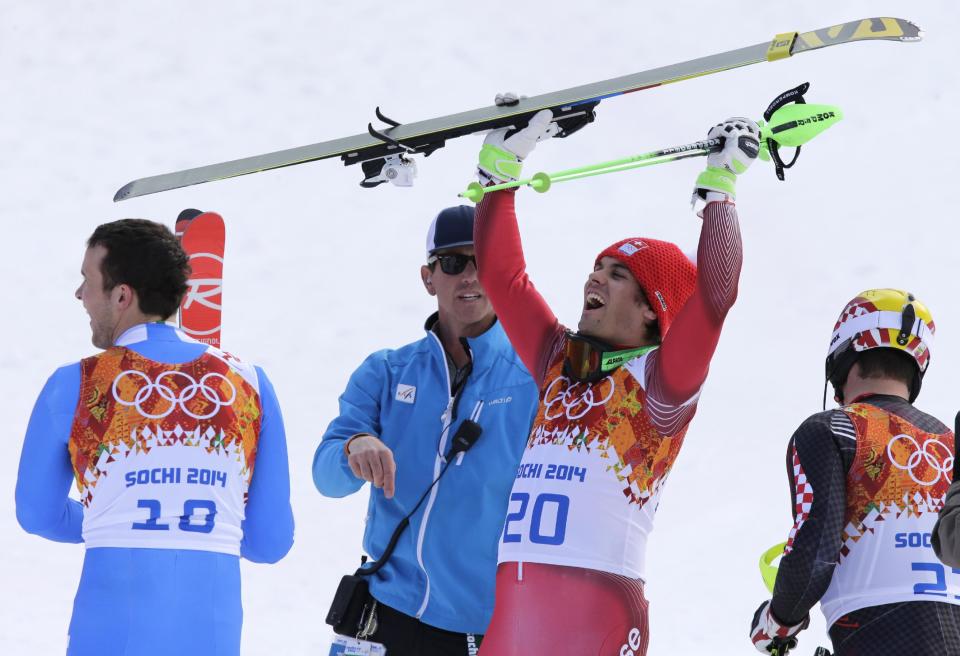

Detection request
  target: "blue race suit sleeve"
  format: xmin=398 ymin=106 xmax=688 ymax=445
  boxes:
xmin=240 ymin=367 xmax=295 ymax=563
xmin=312 ymin=351 xmax=386 ymax=498
xmin=15 ymin=364 xmax=84 ymax=543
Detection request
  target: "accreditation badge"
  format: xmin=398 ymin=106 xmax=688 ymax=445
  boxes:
xmin=329 ymin=635 xmax=387 ymax=656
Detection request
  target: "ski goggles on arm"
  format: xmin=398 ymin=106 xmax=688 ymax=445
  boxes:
xmin=563 ymin=331 xmax=658 ymax=383
xmin=428 ymin=253 xmax=477 ymax=275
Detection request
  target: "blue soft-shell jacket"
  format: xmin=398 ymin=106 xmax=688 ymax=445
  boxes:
xmin=312 ymin=317 xmax=537 ymax=633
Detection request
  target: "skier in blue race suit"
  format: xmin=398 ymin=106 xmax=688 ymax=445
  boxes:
xmin=313 ymin=206 xmax=538 ymax=656
xmin=15 ymin=219 xmax=294 ymax=656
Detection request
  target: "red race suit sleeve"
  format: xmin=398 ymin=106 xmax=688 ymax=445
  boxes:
xmin=643 ymin=200 xmax=742 ymax=434
xmin=475 ymin=190 xmax=564 ymax=386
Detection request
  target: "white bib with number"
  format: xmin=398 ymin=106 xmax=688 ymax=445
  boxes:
xmin=497 ymin=351 xmax=691 ymax=579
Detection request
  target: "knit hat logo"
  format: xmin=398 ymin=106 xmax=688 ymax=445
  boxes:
xmin=654 ymin=291 xmax=668 ymax=311
xmin=618 ymin=241 xmax=648 ymax=257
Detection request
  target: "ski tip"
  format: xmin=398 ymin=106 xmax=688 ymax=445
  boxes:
xmin=177 ymin=208 xmax=204 ymax=223
xmin=113 ymin=182 xmax=135 ymax=202
xmin=904 ymin=19 xmax=924 ymax=42
xmin=885 ymin=17 xmax=923 ymax=42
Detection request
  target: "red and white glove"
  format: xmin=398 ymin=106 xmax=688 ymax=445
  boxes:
xmin=750 ymin=600 xmax=809 ymax=654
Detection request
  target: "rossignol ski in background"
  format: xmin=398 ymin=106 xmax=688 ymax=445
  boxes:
xmin=750 ymin=289 xmax=960 ymax=656
xmin=113 ymin=17 xmax=919 ymax=200
xmin=176 ymin=209 xmax=226 ymax=348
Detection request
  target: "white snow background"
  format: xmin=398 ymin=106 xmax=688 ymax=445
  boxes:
xmin=2 ymin=2 xmax=957 ymax=654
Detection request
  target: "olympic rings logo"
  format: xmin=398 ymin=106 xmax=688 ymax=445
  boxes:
xmin=886 ymin=433 xmax=954 ymax=487
xmin=111 ymin=370 xmax=236 ymax=420
xmin=543 ymin=375 xmax=616 ymax=421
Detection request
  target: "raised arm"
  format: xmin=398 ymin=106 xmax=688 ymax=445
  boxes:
xmin=472 ymin=109 xmax=564 ymax=385
xmin=475 ymin=189 xmax=563 ymax=385
xmin=647 ymin=198 xmax=742 ymax=411
xmin=15 ymin=364 xmax=84 ymax=543
xmin=644 ymin=117 xmax=758 ymax=431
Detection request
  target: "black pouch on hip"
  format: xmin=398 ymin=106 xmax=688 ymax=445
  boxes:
xmin=326 ymin=570 xmax=376 ymax=636
xmin=326 ymin=518 xmax=410 ymax=637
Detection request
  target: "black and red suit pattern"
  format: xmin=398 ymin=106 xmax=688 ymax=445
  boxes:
xmin=771 ymin=394 xmax=960 ymax=656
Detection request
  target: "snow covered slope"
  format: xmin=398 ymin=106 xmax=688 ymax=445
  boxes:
xmin=2 ymin=2 xmax=957 ymax=654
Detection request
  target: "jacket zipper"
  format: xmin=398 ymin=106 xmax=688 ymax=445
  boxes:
xmin=415 ymin=332 xmax=489 ymax=618
xmin=414 ymin=332 xmax=456 ymax=619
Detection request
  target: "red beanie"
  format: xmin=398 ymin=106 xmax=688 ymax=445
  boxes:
xmin=596 ymin=237 xmax=697 ymax=337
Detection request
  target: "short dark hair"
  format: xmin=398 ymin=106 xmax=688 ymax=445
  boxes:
xmin=633 ymin=286 xmax=661 ymax=342
xmin=87 ymin=219 xmax=190 ymax=319
xmin=853 ymin=348 xmax=917 ymax=387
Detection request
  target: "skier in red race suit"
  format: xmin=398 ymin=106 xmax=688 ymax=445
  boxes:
xmin=470 ymin=109 xmax=759 ymax=655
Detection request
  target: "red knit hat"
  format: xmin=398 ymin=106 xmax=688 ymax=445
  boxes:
xmin=596 ymin=237 xmax=697 ymax=337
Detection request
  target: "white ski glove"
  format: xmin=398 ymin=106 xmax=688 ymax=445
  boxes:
xmin=749 ymin=600 xmax=809 ymax=654
xmin=693 ymin=117 xmax=760 ymax=205
xmin=477 ymin=106 xmax=557 ymax=185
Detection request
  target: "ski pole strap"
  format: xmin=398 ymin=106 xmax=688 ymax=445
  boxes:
xmin=760 ymin=541 xmax=788 ymax=593
xmin=763 ymin=82 xmax=810 ymax=121
xmin=479 ymin=144 xmax=523 ymax=183
xmin=765 ymin=82 xmax=808 ymax=181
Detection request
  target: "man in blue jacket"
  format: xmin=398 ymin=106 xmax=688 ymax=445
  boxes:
xmin=15 ymin=219 xmax=294 ymax=655
xmin=313 ymin=206 xmax=538 ymax=656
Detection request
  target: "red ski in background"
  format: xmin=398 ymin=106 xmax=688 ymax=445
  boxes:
xmin=176 ymin=209 xmax=225 ymax=348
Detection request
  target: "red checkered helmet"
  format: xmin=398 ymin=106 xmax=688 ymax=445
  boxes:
xmin=825 ymin=289 xmax=935 ymax=403
xmin=596 ymin=237 xmax=697 ymax=338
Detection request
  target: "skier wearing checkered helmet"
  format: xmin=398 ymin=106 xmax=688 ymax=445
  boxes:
xmin=749 ymin=289 xmax=960 ymax=656
xmin=471 ymin=102 xmax=758 ymax=654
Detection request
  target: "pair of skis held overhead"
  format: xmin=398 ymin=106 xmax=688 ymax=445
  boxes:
xmin=113 ymin=16 xmax=921 ymax=201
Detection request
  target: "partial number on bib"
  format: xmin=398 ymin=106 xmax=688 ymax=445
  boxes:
xmin=132 ymin=498 xmax=218 ymax=533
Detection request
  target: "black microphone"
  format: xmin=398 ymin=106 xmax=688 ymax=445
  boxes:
xmin=447 ymin=419 xmax=483 ymax=459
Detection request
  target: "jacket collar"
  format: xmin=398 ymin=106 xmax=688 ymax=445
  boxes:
xmin=115 ymin=322 xmax=188 ymax=347
xmin=423 ymin=312 xmax=511 ymax=375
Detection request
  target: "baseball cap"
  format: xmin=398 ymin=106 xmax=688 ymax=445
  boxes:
xmin=426 ymin=206 xmax=475 ymax=257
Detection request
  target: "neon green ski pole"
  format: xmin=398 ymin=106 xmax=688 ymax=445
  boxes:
xmin=460 ymin=138 xmax=720 ymax=202
xmin=459 ymin=88 xmax=842 ymax=202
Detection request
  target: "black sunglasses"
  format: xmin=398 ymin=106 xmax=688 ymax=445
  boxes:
xmin=428 ymin=253 xmax=477 ymax=275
